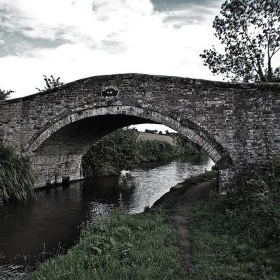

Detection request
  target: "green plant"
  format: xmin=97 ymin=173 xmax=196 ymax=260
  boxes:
xmin=36 ymin=75 xmax=64 ymax=92
xmin=0 ymin=144 xmax=35 ymax=203
xmin=29 ymin=210 xmax=183 ymax=280
xmin=82 ymin=129 xmax=141 ymax=177
xmin=0 ymin=88 xmax=14 ymax=101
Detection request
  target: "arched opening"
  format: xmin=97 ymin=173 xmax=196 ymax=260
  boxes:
xmin=25 ymin=106 xmax=233 ymax=189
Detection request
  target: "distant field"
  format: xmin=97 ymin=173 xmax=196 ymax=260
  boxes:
xmin=138 ymin=132 xmax=175 ymax=145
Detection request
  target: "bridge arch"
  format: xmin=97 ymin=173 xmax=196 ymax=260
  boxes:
xmin=25 ymin=105 xmax=233 ymax=187
xmin=2 ymin=73 xmax=277 ymax=191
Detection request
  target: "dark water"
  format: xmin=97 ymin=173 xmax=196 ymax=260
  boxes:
xmin=0 ymin=154 xmax=214 ymax=279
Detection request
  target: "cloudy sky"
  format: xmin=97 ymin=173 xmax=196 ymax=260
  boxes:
xmin=0 ymin=0 xmax=224 ymax=99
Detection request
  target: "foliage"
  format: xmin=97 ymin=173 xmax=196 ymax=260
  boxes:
xmin=0 ymin=88 xmax=14 ymax=101
xmin=28 ymin=210 xmax=183 ymax=280
xmin=190 ymin=164 xmax=280 ymax=279
xmin=82 ymin=129 xmax=140 ymax=177
xmin=82 ymin=128 xmax=200 ymax=178
xmin=36 ymin=75 xmax=64 ymax=92
xmin=200 ymin=0 xmax=280 ymax=82
xmin=0 ymin=144 xmax=35 ymax=203
xmin=137 ymin=139 xmax=177 ymax=161
xmin=172 ymin=133 xmax=202 ymax=154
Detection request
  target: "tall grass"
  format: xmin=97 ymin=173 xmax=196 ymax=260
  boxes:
xmin=28 ymin=210 xmax=183 ymax=280
xmin=190 ymin=165 xmax=280 ymax=279
xmin=0 ymin=143 xmax=35 ymax=203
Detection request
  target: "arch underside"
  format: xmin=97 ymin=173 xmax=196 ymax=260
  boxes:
xmin=26 ymin=106 xmax=231 ymax=165
xmin=26 ymin=106 xmax=232 ymax=186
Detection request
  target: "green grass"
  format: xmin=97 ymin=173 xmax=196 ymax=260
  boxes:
xmin=189 ymin=173 xmax=280 ymax=279
xmin=28 ymin=210 xmax=183 ymax=280
xmin=28 ymin=169 xmax=280 ymax=279
xmin=153 ymin=171 xmax=217 ymax=210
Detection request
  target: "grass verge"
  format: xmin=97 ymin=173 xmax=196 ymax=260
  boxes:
xmin=153 ymin=171 xmax=217 ymax=210
xmin=28 ymin=210 xmax=183 ymax=280
xmin=190 ymin=175 xmax=280 ymax=279
xmin=180 ymin=170 xmax=217 ymax=188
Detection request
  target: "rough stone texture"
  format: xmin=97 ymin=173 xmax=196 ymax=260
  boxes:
xmin=0 ymin=73 xmax=280 ymax=190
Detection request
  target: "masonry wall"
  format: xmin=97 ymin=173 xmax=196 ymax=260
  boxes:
xmin=0 ymin=74 xmax=280 ymax=190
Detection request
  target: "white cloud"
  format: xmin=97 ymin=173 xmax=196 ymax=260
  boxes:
xmin=0 ymin=0 xmax=222 ymax=98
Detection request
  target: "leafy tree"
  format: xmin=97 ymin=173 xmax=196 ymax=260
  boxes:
xmin=200 ymin=0 xmax=280 ymax=82
xmin=36 ymin=75 xmax=64 ymax=92
xmin=82 ymin=129 xmax=141 ymax=177
xmin=0 ymin=88 xmax=14 ymax=101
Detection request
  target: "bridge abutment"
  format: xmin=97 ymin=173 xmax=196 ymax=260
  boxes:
xmin=31 ymin=154 xmax=83 ymax=187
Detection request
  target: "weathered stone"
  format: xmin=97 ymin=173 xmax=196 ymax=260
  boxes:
xmin=0 ymin=73 xmax=279 ymax=190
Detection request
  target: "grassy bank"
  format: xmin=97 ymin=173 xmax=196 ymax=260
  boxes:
xmin=0 ymin=143 xmax=35 ymax=203
xmin=29 ymin=168 xmax=280 ymax=279
xmin=190 ymin=172 xmax=280 ymax=279
xmin=28 ymin=210 xmax=183 ymax=280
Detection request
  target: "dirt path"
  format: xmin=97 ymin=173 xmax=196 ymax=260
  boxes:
xmin=153 ymin=181 xmax=212 ymax=278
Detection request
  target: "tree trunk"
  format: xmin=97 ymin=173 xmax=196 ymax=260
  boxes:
xmin=257 ymin=59 xmax=266 ymax=82
xmin=267 ymin=56 xmax=273 ymax=82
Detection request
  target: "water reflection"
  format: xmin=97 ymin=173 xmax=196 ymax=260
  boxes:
xmin=0 ymin=154 xmax=214 ymax=279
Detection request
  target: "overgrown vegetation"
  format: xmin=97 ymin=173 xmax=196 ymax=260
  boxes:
xmin=36 ymin=75 xmax=64 ymax=92
xmin=28 ymin=210 xmax=183 ymax=280
xmin=0 ymin=88 xmax=14 ymax=101
xmin=190 ymin=166 xmax=280 ymax=279
xmin=82 ymin=128 xmax=200 ymax=178
xmin=0 ymin=143 xmax=35 ymax=203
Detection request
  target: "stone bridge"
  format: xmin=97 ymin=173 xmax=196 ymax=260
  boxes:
xmin=0 ymin=73 xmax=280 ymax=191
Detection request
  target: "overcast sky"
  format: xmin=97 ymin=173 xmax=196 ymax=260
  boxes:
xmin=0 ymin=0 xmax=225 ymax=99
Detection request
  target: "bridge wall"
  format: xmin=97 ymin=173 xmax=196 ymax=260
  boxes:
xmin=0 ymin=74 xmax=280 ymax=191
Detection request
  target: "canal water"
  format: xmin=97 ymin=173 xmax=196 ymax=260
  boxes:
xmin=0 ymin=154 xmax=214 ymax=279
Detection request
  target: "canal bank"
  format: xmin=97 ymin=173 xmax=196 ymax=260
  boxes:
xmin=28 ymin=173 xmax=216 ymax=280
xmin=0 ymin=154 xmax=214 ymax=279
xmin=27 ymin=167 xmax=280 ymax=280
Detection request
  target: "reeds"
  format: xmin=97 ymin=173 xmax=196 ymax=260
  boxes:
xmin=0 ymin=144 xmax=35 ymax=203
